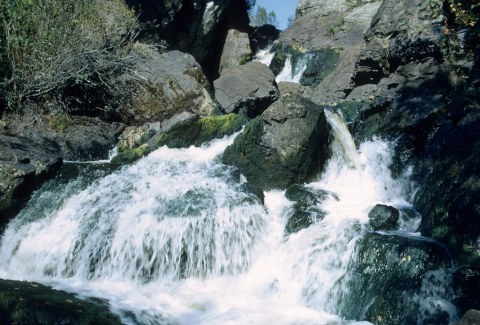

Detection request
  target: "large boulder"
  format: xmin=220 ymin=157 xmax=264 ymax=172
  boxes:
xmin=0 ymin=279 xmax=122 ymax=325
xmin=120 ymin=49 xmax=216 ymax=124
xmin=214 ymin=61 xmax=279 ymax=117
xmin=218 ymin=29 xmax=252 ymax=74
xmin=335 ymin=232 xmax=453 ymax=324
xmin=0 ymin=134 xmax=62 ymax=225
xmin=368 ymin=204 xmax=400 ymax=231
xmin=222 ymin=95 xmax=331 ymax=190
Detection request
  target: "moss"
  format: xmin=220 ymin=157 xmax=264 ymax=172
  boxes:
xmin=46 ymin=113 xmax=73 ymax=132
xmin=111 ymin=144 xmax=150 ymax=163
xmin=238 ymin=52 xmax=253 ymax=65
xmin=157 ymin=114 xmax=248 ymax=149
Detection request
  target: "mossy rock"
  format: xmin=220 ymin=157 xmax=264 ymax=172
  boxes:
xmin=112 ymin=114 xmax=248 ymax=163
xmin=156 ymin=113 xmax=248 ymax=148
xmin=0 ymin=279 xmax=122 ymax=325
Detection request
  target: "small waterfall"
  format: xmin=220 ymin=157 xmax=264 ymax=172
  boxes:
xmin=253 ymin=47 xmax=275 ymax=67
xmin=275 ymin=54 xmax=309 ymax=83
xmin=0 ymin=114 xmax=457 ymax=324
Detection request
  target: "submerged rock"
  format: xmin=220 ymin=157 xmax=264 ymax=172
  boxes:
xmin=214 ymin=61 xmax=279 ymax=118
xmin=0 ymin=134 xmax=62 ymax=225
xmin=0 ymin=279 xmax=121 ymax=325
xmin=284 ymin=185 xmax=333 ymax=234
xmin=452 ymin=309 xmax=480 ymax=325
xmin=368 ymin=204 xmax=400 ymax=231
xmin=223 ymin=95 xmax=331 ymax=190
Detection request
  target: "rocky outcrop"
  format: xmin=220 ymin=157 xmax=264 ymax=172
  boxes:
xmin=214 ymin=61 xmax=279 ymax=117
xmin=3 ymin=110 xmax=121 ymax=161
xmin=128 ymin=0 xmax=250 ymax=80
xmin=113 ymin=113 xmax=248 ymax=163
xmin=120 ymin=49 xmax=216 ymax=124
xmin=452 ymin=309 xmax=480 ymax=325
xmin=218 ymin=29 xmax=252 ymax=74
xmin=222 ymin=95 xmax=331 ymax=190
xmin=249 ymin=24 xmax=280 ymax=53
xmin=368 ymin=204 xmax=400 ymax=231
xmin=0 ymin=134 xmax=62 ymax=225
xmin=0 ymin=279 xmax=122 ymax=325
xmin=336 ymin=232 xmax=452 ymax=325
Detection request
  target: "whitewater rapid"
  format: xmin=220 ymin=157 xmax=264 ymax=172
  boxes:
xmin=0 ymin=111 xmax=452 ymax=324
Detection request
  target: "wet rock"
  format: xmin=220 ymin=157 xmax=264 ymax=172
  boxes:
xmin=0 ymin=134 xmax=62 ymax=226
xmin=120 ymin=49 xmax=216 ymax=124
xmin=368 ymin=204 xmax=400 ymax=231
xmin=222 ymin=95 xmax=331 ymax=190
xmin=284 ymin=185 xmax=333 ymax=234
xmin=336 ymin=232 xmax=452 ymax=324
xmin=214 ymin=61 xmax=279 ymax=118
xmin=452 ymin=268 xmax=480 ymax=315
xmin=0 ymin=279 xmax=122 ymax=325
xmin=219 ymin=29 xmax=252 ymax=74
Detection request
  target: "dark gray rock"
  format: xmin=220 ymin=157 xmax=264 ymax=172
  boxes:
xmin=368 ymin=204 xmax=400 ymax=231
xmin=0 ymin=279 xmax=122 ymax=325
xmin=128 ymin=0 xmax=250 ymax=80
xmin=222 ymin=95 xmax=331 ymax=190
xmin=120 ymin=49 xmax=216 ymax=124
xmin=0 ymin=134 xmax=62 ymax=225
xmin=214 ymin=61 xmax=279 ymax=118
xmin=249 ymin=24 xmax=280 ymax=53
xmin=284 ymin=185 xmax=333 ymax=234
xmin=219 ymin=29 xmax=252 ymax=74
xmin=336 ymin=232 xmax=452 ymax=325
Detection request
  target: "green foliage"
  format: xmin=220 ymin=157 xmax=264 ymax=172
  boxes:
xmin=249 ymin=6 xmax=278 ymax=27
xmin=0 ymin=0 xmax=138 ymax=111
xmin=447 ymin=0 xmax=479 ymax=27
xmin=238 ymin=52 xmax=253 ymax=65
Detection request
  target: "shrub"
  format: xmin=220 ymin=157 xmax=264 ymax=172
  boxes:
xmin=0 ymin=0 xmax=138 ymax=113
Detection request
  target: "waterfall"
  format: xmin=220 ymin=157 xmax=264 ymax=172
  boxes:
xmin=275 ymin=54 xmax=309 ymax=84
xmin=253 ymin=47 xmax=275 ymax=67
xmin=0 ymin=115 xmax=456 ymax=324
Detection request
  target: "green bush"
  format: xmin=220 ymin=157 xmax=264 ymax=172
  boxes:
xmin=0 ymin=0 xmax=138 ymax=111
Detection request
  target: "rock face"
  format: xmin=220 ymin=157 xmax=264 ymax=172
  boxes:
xmin=0 ymin=279 xmax=122 ymax=325
xmin=121 ymin=49 xmax=216 ymax=124
xmin=214 ymin=61 xmax=279 ymax=117
xmin=274 ymin=0 xmax=382 ymax=103
xmin=368 ymin=204 xmax=400 ymax=231
xmin=452 ymin=310 xmax=480 ymax=325
xmin=0 ymin=134 xmax=62 ymax=225
xmin=127 ymin=0 xmax=250 ymax=80
xmin=218 ymin=29 xmax=252 ymax=74
xmin=223 ymin=95 xmax=331 ymax=190
xmin=336 ymin=232 xmax=452 ymax=325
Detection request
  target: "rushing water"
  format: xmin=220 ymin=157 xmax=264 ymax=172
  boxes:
xmin=0 ymin=112 xmax=456 ymax=324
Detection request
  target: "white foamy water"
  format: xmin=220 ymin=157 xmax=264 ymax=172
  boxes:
xmin=275 ymin=54 xmax=309 ymax=84
xmin=0 ymin=114 xmax=454 ymax=324
xmin=254 ymin=47 xmax=275 ymax=67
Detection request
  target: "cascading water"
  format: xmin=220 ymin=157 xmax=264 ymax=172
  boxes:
xmin=0 ymin=113 xmax=457 ymax=324
xmin=275 ymin=54 xmax=310 ymax=84
xmin=253 ymin=47 xmax=275 ymax=67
